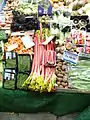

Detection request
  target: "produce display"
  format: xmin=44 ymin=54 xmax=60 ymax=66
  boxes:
xmin=68 ymin=59 xmax=90 ymax=90
xmin=0 ymin=30 xmax=7 ymax=41
xmin=4 ymin=36 xmax=33 ymax=54
xmin=36 ymin=28 xmax=50 ymax=40
xmin=0 ymin=30 xmax=7 ymax=60
xmin=13 ymin=3 xmax=38 ymax=15
xmin=10 ymin=3 xmax=38 ymax=32
xmin=0 ymin=0 xmax=20 ymax=30
xmin=55 ymin=41 xmax=70 ymax=89
xmin=3 ymin=0 xmax=20 ymax=11
xmin=22 ymin=34 xmax=56 ymax=92
xmin=49 ymin=0 xmax=89 ymax=16
xmin=0 ymin=11 xmax=13 ymax=30
xmin=55 ymin=60 xmax=69 ymax=89
xmin=4 ymin=73 xmax=28 ymax=89
xmin=3 ymin=54 xmax=31 ymax=89
xmin=65 ymin=32 xmax=90 ymax=90
xmin=0 ymin=0 xmax=90 ymax=93
xmin=11 ymin=14 xmax=38 ymax=31
xmin=5 ymin=53 xmax=31 ymax=72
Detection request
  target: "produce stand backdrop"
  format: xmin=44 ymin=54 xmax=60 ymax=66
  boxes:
xmin=0 ymin=0 xmax=90 ymax=120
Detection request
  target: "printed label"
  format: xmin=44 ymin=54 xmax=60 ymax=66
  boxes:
xmin=63 ymin=50 xmax=79 ymax=64
xmin=4 ymin=69 xmax=15 ymax=80
xmin=6 ymin=52 xmax=16 ymax=59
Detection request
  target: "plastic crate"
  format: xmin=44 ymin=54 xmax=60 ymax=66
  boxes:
xmin=68 ymin=56 xmax=90 ymax=90
xmin=17 ymin=73 xmax=29 ymax=90
xmin=2 ymin=68 xmax=17 ymax=90
xmin=4 ymin=52 xmax=17 ymax=69
xmin=3 ymin=52 xmax=32 ymax=90
xmin=17 ymin=54 xmax=32 ymax=74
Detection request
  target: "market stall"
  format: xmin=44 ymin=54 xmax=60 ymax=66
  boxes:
xmin=0 ymin=0 xmax=90 ymax=119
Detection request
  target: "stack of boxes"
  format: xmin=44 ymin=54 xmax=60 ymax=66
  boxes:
xmin=3 ymin=51 xmax=32 ymax=90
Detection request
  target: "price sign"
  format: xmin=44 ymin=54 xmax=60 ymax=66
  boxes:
xmin=6 ymin=52 xmax=16 ymax=59
xmin=63 ymin=50 xmax=79 ymax=64
xmin=21 ymin=35 xmax=35 ymax=49
xmin=4 ymin=69 xmax=15 ymax=80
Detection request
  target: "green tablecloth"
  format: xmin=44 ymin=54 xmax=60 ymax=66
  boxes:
xmin=0 ymin=88 xmax=90 ymax=117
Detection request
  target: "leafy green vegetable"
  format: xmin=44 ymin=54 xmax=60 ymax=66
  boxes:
xmin=13 ymin=3 xmax=38 ymax=15
xmin=18 ymin=55 xmax=31 ymax=72
xmin=4 ymin=80 xmax=15 ymax=89
xmin=0 ymin=30 xmax=7 ymax=41
xmin=4 ymin=74 xmax=28 ymax=90
xmin=5 ymin=59 xmax=16 ymax=68
xmin=5 ymin=55 xmax=31 ymax=72
xmin=17 ymin=74 xmax=28 ymax=89
xmin=68 ymin=59 xmax=90 ymax=90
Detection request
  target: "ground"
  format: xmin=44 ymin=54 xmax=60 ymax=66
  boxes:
xmin=0 ymin=112 xmax=76 ymax=120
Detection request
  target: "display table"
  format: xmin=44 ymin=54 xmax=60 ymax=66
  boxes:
xmin=0 ymin=88 xmax=90 ymax=117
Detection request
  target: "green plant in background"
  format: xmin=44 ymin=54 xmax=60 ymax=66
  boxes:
xmin=0 ymin=30 xmax=7 ymax=43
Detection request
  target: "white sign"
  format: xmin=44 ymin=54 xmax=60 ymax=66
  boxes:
xmin=42 ymin=36 xmax=55 ymax=45
xmin=21 ymin=35 xmax=35 ymax=49
xmin=7 ymin=43 xmax=18 ymax=52
xmin=63 ymin=50 xmax=79 ymax=64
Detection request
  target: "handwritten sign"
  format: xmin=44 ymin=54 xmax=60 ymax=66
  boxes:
xmin=21 ymin=35 xmax=35 ymax=49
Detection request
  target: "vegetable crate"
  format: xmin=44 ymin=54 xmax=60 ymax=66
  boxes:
xmin=3 ymin=68 xmax=17 ymax=89
xmin=68 ymin=54 xmax=90 ymax=91
xmin=2 ymin=52 xmax=32 ymax=90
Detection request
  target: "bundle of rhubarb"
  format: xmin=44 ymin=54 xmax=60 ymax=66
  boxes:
xmin=4 ymin=36 xmax=33 ymax=54
xmin=22 ymin=34 xmax=57 ymax=92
